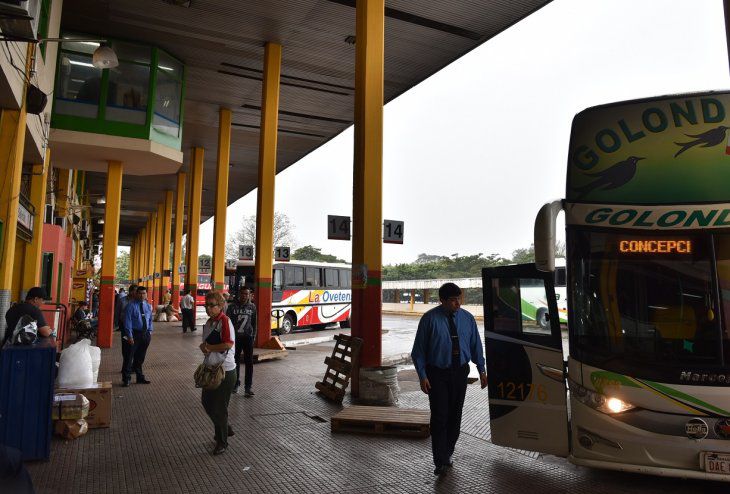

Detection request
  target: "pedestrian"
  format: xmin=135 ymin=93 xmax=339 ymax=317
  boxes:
xmin=91 ymin=289 xmax=100 ymax=317
xmin=199 ymin=290 xmax=236 ymax=455
xmin=3 ymin=287 xmax=53 ymax=346
xmin=117 ymin=285 xmax=136 ymax=379
xmin=114 ymin=288 xmax=127 ymax=331
xmin=226 ymin=287 xmax=257 ymax=396
xmin=180 ymin=289 xmax=196 ymax=333
xmin=121 ymin=285 xmax=153 ymax=387
xmin=410 ymin=282 xmax=488 ymax=476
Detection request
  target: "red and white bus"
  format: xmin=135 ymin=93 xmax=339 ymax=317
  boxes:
xmin=179 ymin=273 xmax=227 ymax=306
xmin=227 ymin=260 xmax=351 ymax=334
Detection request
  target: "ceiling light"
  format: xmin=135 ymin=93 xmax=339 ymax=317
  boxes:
xmin=96 ymin=196 xmax=106 ymax=204
xmin=98 ymin=218 xmax=105 ymax=224
xmin=92 ymin=44 xmax=119 ymax=69
xmin=69 ymin=60 xmax=95 ymax=68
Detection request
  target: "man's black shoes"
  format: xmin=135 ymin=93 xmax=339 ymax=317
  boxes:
xmin=213 ymin=443 xmax=227 ymax=455
xmin=137 ymin=378 xmax=151 ymax=384
xmin=122 ymin=380 xmax=130 ymax=387
xmin=244 ymin=389 xmax=254 ymax=397
xmin=433 ymin=465 xmax=448 ymax=476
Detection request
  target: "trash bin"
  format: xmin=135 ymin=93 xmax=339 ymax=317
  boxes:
xmin=359 ymin=366 xmax=399 ymax=405
xmin=0 ymin=338 xmax=56 ymax=461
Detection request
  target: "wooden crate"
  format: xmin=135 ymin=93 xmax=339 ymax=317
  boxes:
xmin=253 ymin=347 xmax=288 ymax=363
xmin=315 ymin=334 xmax=363 ymax=403
xmin=331 ymin=405 xmax=430 ymax=438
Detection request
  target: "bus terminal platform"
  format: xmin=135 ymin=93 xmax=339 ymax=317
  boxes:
xmin=26 ymin=321 xmax=727 ymax=493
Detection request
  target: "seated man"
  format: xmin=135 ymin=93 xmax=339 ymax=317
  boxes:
xmin=3 ymin=287 xmax=53 ymax=346
xmin=73 ymin=301 xmax=90 ymax=323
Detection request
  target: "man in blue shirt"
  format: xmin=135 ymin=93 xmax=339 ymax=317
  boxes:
xmin=122 ymin=285 xmax=153 ymax=387
xmin=411 ymin=282 xmax=488 ymax=476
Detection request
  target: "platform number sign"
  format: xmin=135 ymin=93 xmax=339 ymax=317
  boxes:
xmin=198 ymin=257 xmax=211 ymax=273
xmin=274 ymin=246 xmax=290 ymax=262
xmin=383 ymin=219 xmax=404 ymax=244
xmin=328 ymin=215 xmax=351 ymax=240
xmin=238 ymin=244 xmax=254 ymax=260
xmin=225 ymin=259 xmax=237 ymax=270
xmin=179 ymin=264 xmax=186 ymax=274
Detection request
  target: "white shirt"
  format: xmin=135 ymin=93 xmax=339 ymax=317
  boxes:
xmin=180 ymin=293 xmax=195 ymax=310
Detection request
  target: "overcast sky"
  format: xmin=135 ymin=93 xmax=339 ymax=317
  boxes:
xmin=193 ymin=0 xmax=730 ymax=265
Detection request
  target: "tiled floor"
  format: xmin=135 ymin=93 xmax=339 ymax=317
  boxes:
xmin=26 ymin=321 xmax=728 ymax=493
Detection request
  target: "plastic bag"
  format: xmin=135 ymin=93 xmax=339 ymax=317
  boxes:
xmin=57 ymin=339 xmax=93 ymax=388
xmin=11 ymin=315 xmax=37 ymax=345
xmin=88 ymin=346 xmax=101 ymax=383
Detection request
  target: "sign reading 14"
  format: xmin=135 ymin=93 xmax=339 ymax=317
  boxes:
xmin=327 ymin=215 xmax=404 ymax=244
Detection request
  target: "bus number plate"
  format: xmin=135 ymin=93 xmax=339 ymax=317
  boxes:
xmin=704 ymin=452 xmax=730 ymax=475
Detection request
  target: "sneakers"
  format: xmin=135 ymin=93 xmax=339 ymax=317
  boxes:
xmin=233 ymin=383 xmax=240 ymax=394
xmin=212 ymin=443 xmax=227 ymax=455
xmin=122 ymin=380 xmax=130 ymax=387
xmin=244 ymin=389 xmax=254 ymax=397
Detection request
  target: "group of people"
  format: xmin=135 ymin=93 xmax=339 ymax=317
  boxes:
xmin=111 ymin=284 xmax=257 ymax=456
xmin=3 ymin=280 xmax=486 ymax=472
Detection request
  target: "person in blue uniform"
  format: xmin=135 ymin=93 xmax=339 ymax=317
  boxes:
xmin=121 ymin=286 xmax=153 ymax=387
xmin=411 ymin=282 xmax=488 ymax=476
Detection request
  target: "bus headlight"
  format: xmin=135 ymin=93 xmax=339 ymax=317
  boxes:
xmin=571 ymin=382 xmax=636 ymax=415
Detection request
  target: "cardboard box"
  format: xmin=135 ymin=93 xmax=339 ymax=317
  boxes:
xmin=56 ymin=382 xmax=112 ymax=428
xmin=51 ymin=393 xmax=89 ymax=420
xmin=54 ymin=419 xmax=88 ymax=439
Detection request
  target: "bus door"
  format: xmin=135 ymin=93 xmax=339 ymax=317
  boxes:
xmin=482 ymin=263 xmax=569 ymax=457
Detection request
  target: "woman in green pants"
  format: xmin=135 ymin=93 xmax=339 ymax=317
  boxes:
xmin=199 ymin=290 xmax=237 ymax=455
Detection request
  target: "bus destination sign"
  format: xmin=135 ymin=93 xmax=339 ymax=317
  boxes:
xmin=619 ymin=239 xmax=692 ymax=254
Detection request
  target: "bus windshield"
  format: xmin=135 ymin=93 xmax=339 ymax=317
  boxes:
xmin=569 ymin=229 xmax=726 ymax=376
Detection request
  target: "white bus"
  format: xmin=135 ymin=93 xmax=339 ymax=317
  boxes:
xmin=227 ymin=260 xmax=351 ymax=334
xmin=482 ymin=91 xmax=730 ymax=481
xmin=519 ymin=257 xmax=567 ymax=329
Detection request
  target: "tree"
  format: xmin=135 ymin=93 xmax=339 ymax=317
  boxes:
xmin=225 ymin=212 xmax=296 ymax=259
xmin=291 ymin=245 xmax=345 ymax=263
xmin=382 ymin=252 xmax=509 ymax=281
xmin=414 ymin=253 xmax=449 ymax=264
xmin=115 ymin=251 xmax=130 ymax=283
xmin=511 ymin=244 xmax=535 ymax=263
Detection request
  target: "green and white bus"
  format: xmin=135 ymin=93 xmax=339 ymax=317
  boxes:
xmin=482 ymin=90 xmax=730 ymax=481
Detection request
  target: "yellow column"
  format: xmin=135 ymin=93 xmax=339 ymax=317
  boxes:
xmin=351 ymin=0 xmax=385 ymax=370
xmin=98 ymin=161 xmax=123 ymax=348
xmin=147 ymin=212 xmax=157 ymax=302
xmin=22 ymin=148 xmax=50 ymax=295
xmin=254 ymin=42 xmax=282 ymax=348
xmin=141 ymin=226 xmax=148 ymax=287
xmin=161 ymin=190 xmax=173 ymax=303
xmin=185 ymin=148 xmax=204 ymax=297
xmin=0 ymin=44 xmax=32 ymax=340
xmin=212 ymin=108 xmax=232 ymax=292
xmin=171 ymin=172 xmax=186 ymax=308
xmin=153 ymin=202 xmax=164 ymax=304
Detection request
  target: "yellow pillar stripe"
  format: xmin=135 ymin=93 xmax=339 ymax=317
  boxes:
xmin=162 ymin=190 xmax=173 ymax=292
xmin=0 ymin=107 xmax=29 ymax=289
xmin=352 ymin=0 xmax=384 ymax=279
xmin=255 ymin=42 xmax=282 ymax=289
xmin=187 ymin=147 xmax=204 ymax=287
xmin=212 ymin=107 xmax=232 ymax=288
xmin=172 ymin=172 xmax=186 ymax=290
xmin=101 ymin=161 xmax=123 ymax=279
xmin=156 ymin=202 xmax=165 ymax=293
xmin=22 ymin=149 xmax=50 ymax=290
xmin=148 ymin=211 xmax=157 ymax=288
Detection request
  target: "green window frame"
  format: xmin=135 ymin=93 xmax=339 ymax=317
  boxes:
xmin=38 ymin=0 xmax=52 ymax=60
xmin=51 ymin=32 xmax=185 ymax=150
xmin=41 ymin=252 xmax=53 ymax=301
xmin=56 ymin=262 xmax=63 ymax=303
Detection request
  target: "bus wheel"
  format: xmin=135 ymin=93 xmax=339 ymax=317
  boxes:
xmin=340 ymin=317 xmax=351 ymax=329
xmin=536 ymin=307 xmax=549 ymax=330
xmin=280 ymin=314 xmax=295 ymax=334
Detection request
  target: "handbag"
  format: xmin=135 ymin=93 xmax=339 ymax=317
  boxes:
xmin=194 ymin=358 xmax=225 ymax=390
xmin=194 ymin=319 xmax=229 ymax=390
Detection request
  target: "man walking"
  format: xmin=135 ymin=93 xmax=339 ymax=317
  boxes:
xmin=411 ymin=282 xmax=487 ymax=476
xmin=226 ymin=287 xmax=257 ymax=396
xmin=122 ymin=286 xmax=153 ymax=387
xmin=180 ymin=289 xmax=196 ymax=333
xmin=118 ymin=285 xmax=136 ymax=380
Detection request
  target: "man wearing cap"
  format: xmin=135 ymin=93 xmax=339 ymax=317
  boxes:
xmin=411 ymin=282 xmax=488 ymax=476
xmin=3 ymin=287 xmax=53 ymax=346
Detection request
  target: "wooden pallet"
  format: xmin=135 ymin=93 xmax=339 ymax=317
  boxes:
xmin=331 ymin=405 xmax=430 ymax=438
xmin=253 ymin=347 xmax=288 ymax=363
xmin=315 ymin=334 xmax=363 ymax=403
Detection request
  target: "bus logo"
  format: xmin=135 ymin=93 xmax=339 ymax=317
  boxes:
xmin=685 ymin=418 xmax=709 ymax=440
